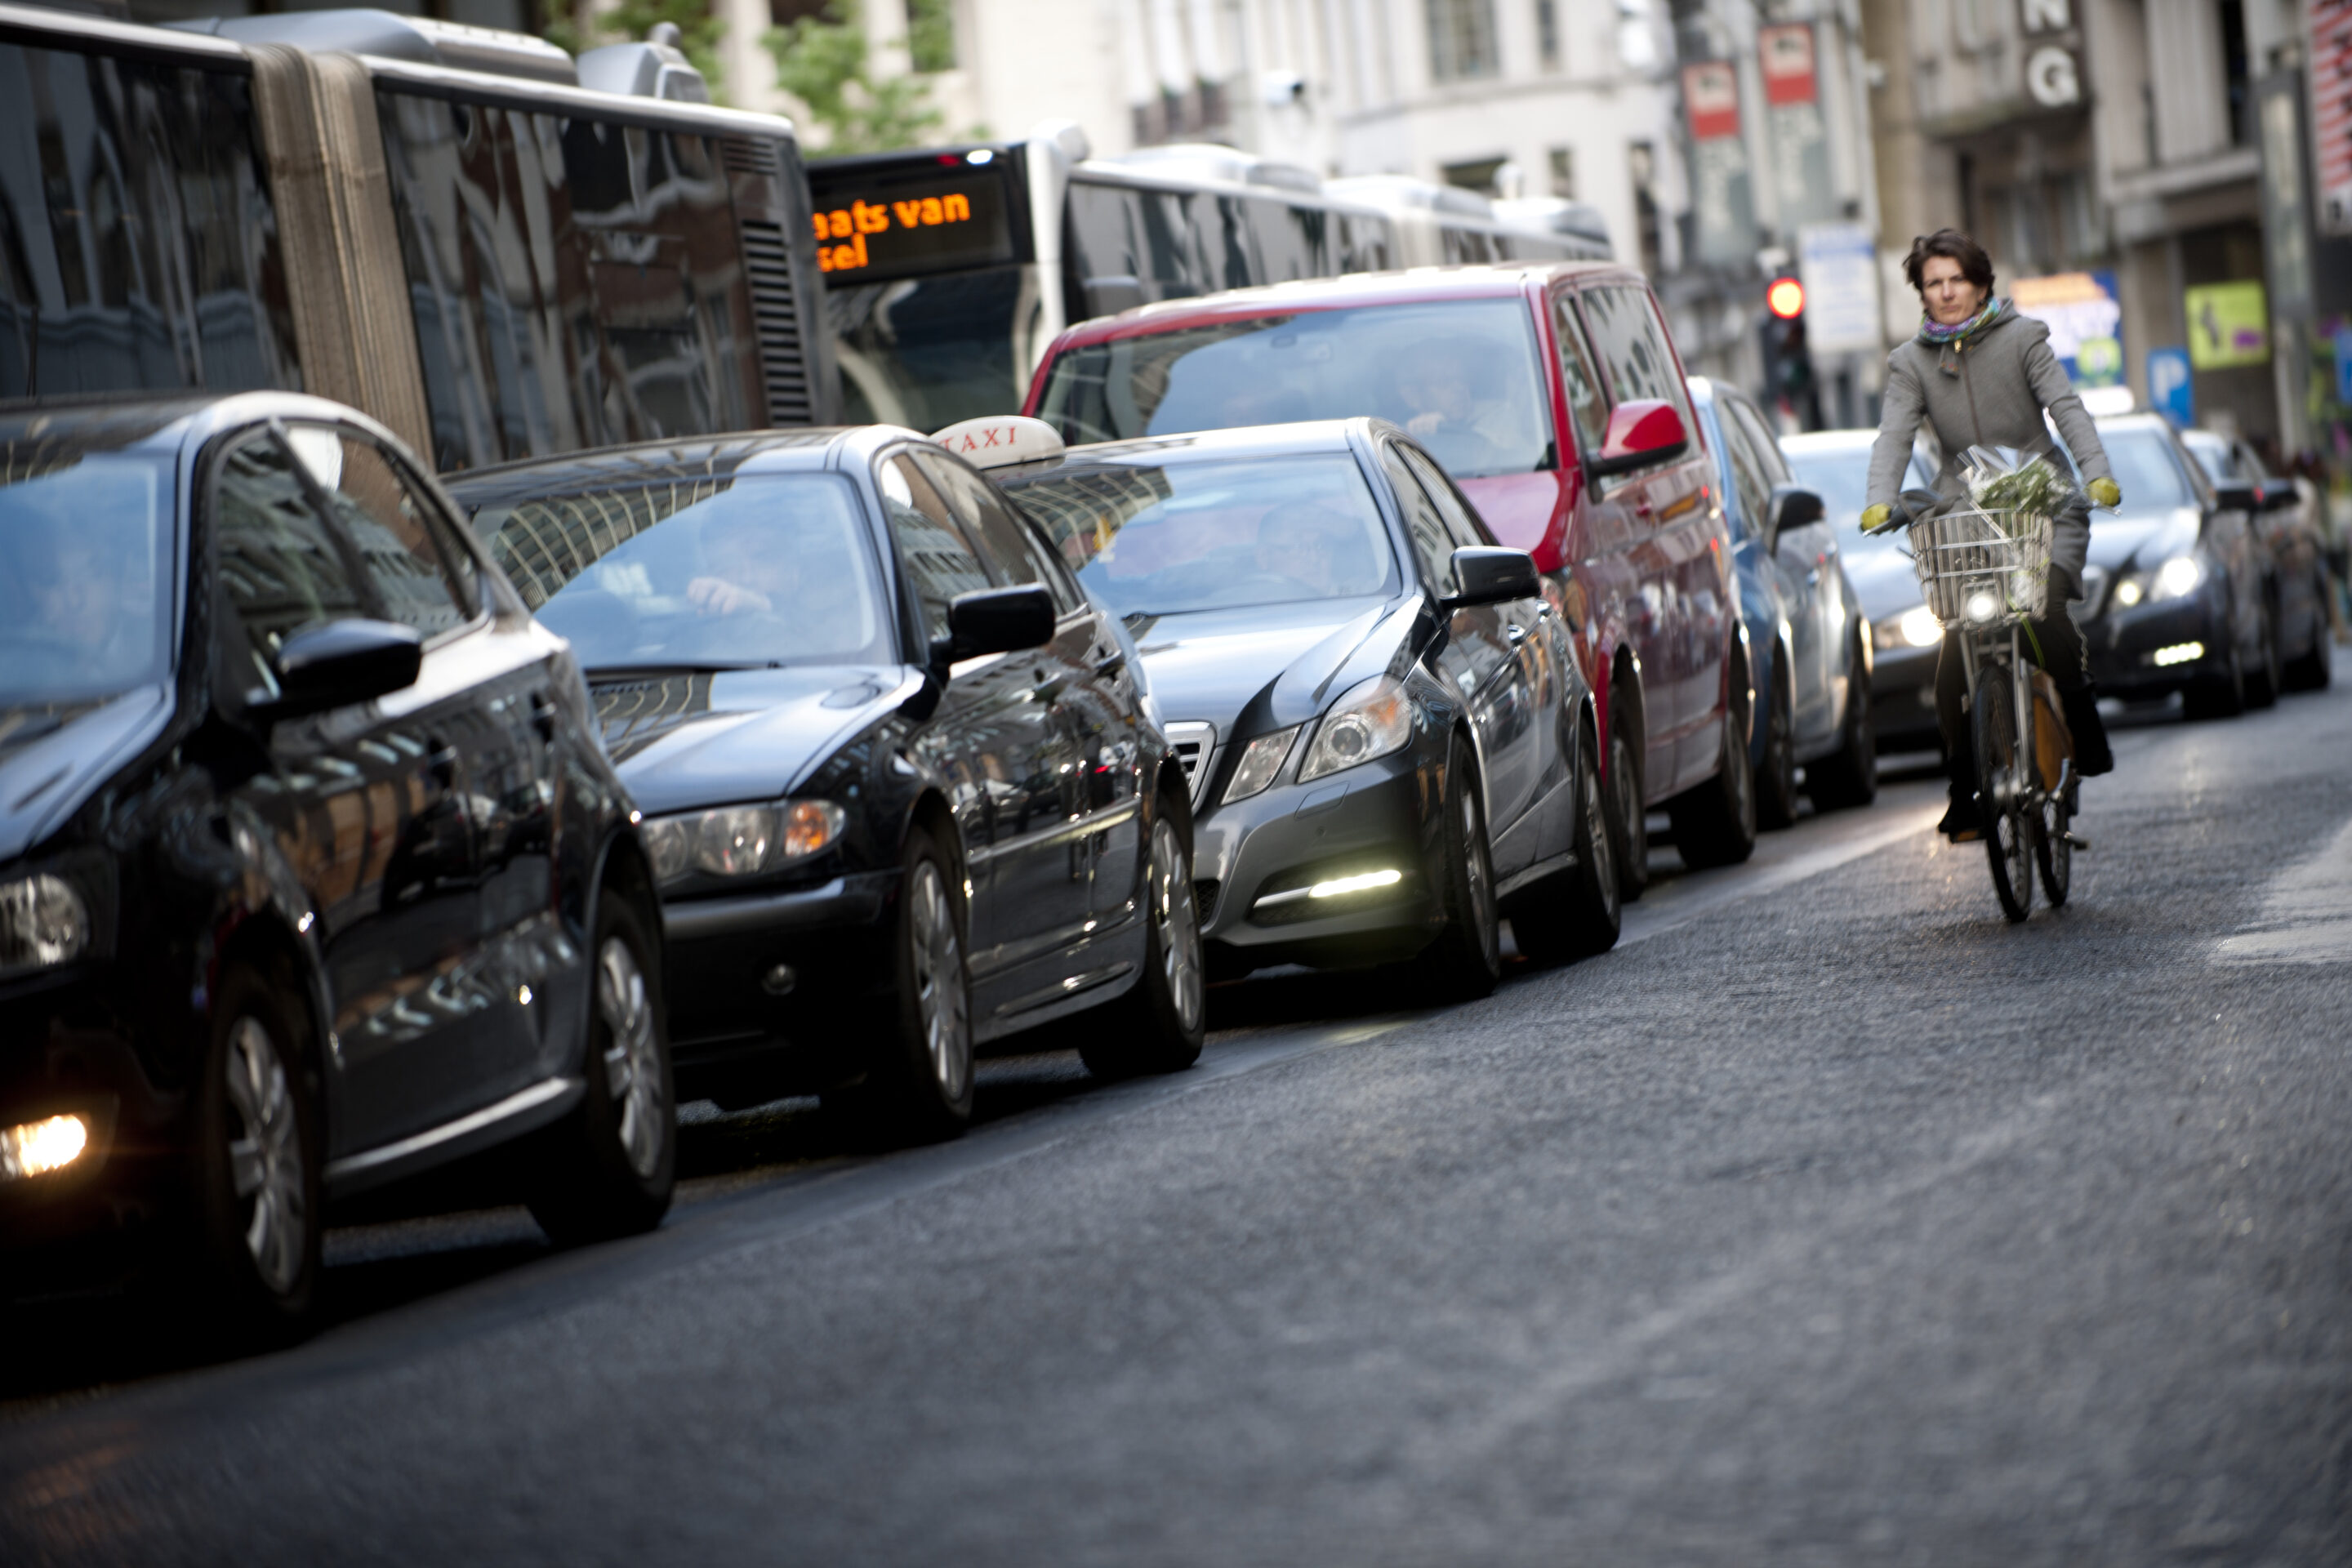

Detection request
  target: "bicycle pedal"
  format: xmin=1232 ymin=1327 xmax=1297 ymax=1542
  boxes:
xmin=2063 ymin=831 xmax=2091 ymax=850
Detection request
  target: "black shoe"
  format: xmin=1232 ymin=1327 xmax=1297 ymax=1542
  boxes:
xmin=2062 ymin=688 xmax=2113 ymax=776
xmin=1938 ymin=790 xmax=1983 ymax=842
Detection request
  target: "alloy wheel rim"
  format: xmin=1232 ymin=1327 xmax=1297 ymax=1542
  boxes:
xmin=225 ymin=1016 xmax=305 ymax=1296
xmin=596 ymin=935 xmax=666 ymax=1179
xmin=1583 ymin=760 xmax=1619 ymax=918
xmin=1612 ymin=734 xmax=1646 ymax=864
xmin=1152 ymin=820 xmax=1204 ymax=1034
xmin=1463 ymin=782 xmax=1498 ymax=964
xmin=910 ymin=861 xmax=970 ymax=1100
xmin=1728 ymin=710 xmax=1754 ymax=824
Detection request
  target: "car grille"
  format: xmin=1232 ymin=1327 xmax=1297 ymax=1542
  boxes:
xmin=1192 ymin=880 xmax=1221 ymax=921
xmin=1163 ymin=722 xmax=1218 ymax=808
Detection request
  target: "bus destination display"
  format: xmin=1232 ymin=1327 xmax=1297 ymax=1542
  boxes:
xmin=808 ymin=163 xmax=1017 ymax=283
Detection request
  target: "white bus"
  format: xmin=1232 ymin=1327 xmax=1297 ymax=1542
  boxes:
xmin=0 ymin=3 xmax=837 ymax=471
xmin=1325 ymin=176 xmax=1614 ymax=267
xmin=809 ymin=126 xmax=1400 ymax=430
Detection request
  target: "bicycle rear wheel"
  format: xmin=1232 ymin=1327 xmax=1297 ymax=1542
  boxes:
xmin=2032 ymin=679 xmax=2073 ymax=907
xmin=1972 ymin=666 xmax=2035 ymax=923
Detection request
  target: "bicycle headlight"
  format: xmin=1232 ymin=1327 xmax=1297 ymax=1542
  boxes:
xmin=642 ymin=800 xmax=847 ymax=888
xmin=1297 ymin=676 xmax=1416 ymax=785
xmin=0 ymin=873 xmax=89 ymax=978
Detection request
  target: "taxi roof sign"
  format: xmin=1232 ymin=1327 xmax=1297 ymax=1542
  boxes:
xmin=931 ymin=415 xmax=1067 ymax=470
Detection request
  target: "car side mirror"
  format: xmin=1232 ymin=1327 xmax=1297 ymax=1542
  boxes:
xmin=1587 ymin=399 xmax=1689 ymax=478
xmin=1444 ymin=546 xmax=1541 ymax=609
xmin=2258 ymin=479 xmax=2299 ymax=513
xmin=936 ymin=583 xmax=1057 ymax=666
xmin=1766 ymin=483 xmax=1825 ymax=552
xmin=268 ymin=618 xmax=423 ymax=719
xmin=2212 ymin=480 xmax=2260 ymax=514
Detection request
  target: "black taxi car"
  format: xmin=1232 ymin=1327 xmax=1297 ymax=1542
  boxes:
xmin=2 ymin=395 xmax=670 ymax=1335
xmin=445 ymin=426 xmax=1204 ymax=1143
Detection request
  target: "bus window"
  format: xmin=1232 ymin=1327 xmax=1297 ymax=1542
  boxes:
xmin=1247 ymin=198 xmax=1327 ymax=283
xmin=376 ymin=91 xmax=766 ymax=472
xmin=1338 ymin=214 xmax=1393 ymax=273
xmin=1067 ymin=180 xmax=1208 ymax=314
xmin=0 ymin=41 xmax=301 ymax=399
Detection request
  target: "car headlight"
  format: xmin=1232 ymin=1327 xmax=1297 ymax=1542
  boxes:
xmin=1873 ymin=604 xmax=1943 ymax=651
xmin=0 ymin=873 xmax=90 ymax=979
xmin=641 ymin=800 xmax=848 ymax=888
xmin=2152 ymin=555 xmax=2203 ymax=599
xmin=1222 ymin=725 xmax=1302 ymax=804
xmin=1297 ymin=676 xmax=1415 ymax=784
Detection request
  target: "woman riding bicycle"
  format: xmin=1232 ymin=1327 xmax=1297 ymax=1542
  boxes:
xmin=1862 ymin=229 xmax=2119 ymax=840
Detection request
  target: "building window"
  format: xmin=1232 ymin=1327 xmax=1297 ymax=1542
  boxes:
xmin=1535 ymin=0 xmax=1560 ymax=67
xmin=1628 ymin=140 xmax=1662 ymax=278
xmin=1548 ymin=145 xmax=1575 ymax=198
xmin=1443 ymin=156 xmax=1508 ymax=194
xmin=1426 ymin=0 xmax=1499 ymax=81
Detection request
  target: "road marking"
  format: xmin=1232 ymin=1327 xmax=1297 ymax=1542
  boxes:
xmin=2216 ymin=813 xmax=2352 ymax=965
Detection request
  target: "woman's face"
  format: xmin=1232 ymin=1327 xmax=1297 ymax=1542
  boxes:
xmin=1919 ymin=254 xmax=1986 ymax=326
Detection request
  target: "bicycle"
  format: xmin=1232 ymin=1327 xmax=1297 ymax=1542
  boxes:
xmin=1905 ymin=500 xmax=2084 ymax=922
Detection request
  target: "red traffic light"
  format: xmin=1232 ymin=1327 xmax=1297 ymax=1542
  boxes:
xmin=1766 ymin=276 xmax=1806 ymax=319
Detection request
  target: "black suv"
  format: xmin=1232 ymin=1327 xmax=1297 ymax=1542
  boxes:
xmin=1 ymin=394 xmax=672 ymax=1337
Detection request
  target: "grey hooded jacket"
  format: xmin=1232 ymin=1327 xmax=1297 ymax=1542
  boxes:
xmin=1866 ymin=304 xmax=2112 ymax=579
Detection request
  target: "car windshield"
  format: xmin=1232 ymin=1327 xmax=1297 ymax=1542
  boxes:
xmin=469 ymin=474 xmax=893 ymax=672
xmin=1006 ymin=452 xmax=1397 ymax=617
xmin=1036 ymin=301 xmax=1555 ymax=480
xmin=2087 ymin=425 xmax=2196 ymax=513
xmin=2179 ymin=430 xmax=2256 ymax=484
xmin=0 ymin=448 xmax=176 ymax=714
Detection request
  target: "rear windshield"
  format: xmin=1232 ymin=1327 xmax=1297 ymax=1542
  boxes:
xmin=1 ymin=447 xmax=175 ymax=714
xmin=1004 ymin=452 xmax=1397 ymax=618
xmin=1036 ymin=300 xmax=1554 ymax=480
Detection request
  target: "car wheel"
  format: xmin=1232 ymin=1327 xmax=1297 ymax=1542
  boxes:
xmin=1606 ymin=698 xmax=1648 ymax=902
xmin=1668 ymin=692 xmax=1758 ymax=870
xmin=1416 ymin=734 xmax=1502 ymax=1001
xmin=2283 ymin=580 xmax=2332 ymax=691
xmin=2182 ymin=625 xmax=2246 ymax=719
xmin=192 ymin=963 xmax=322 ymax=1343
xmin=1080 ymin=809 xmax=1205 ymax=1079
xmin=1509 ymin=717 xmax=1620 ymax=964
xmin=1806 ymin=634 xmax=1878 ymax=810
xmin=1754 ymin=657 xmax=1799 ymax=831
xmin=2246 ymin=599 xmax=2281 ymax=709
xmin=830 ymin=826 xmax=974 ymax=1143
xmin=525 ymin=893 xmax=675 ymax=1245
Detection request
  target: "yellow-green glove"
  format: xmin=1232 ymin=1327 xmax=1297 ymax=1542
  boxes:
xmin=1860 ymin=502 xmax=1893 ymax=533
xmin=2087 ymin=477 xmax=2121 ymax=508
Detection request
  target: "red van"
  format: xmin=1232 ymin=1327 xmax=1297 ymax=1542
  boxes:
xmin=1023 ymin=265 xmax=1754 ymax=884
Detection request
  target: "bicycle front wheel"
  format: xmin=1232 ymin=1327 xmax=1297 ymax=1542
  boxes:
xmin=2032 ymin=679 xmax=2074 ymax=907
xmin=1972 ymin=666 xmax=2035 ymax=923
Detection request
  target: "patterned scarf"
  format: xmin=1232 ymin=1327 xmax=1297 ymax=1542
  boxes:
xmin=1918 ymin=296 xmax=2003 ymax=345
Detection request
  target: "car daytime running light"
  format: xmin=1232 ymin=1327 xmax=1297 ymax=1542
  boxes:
xmin=1223 ymin=725 xmax=1302 ymax=804
xmin=642 ymin=800 xmax=848 ymax=886
xmin=2152 ymin=641 xmax=2204 ymax=666
xmin=1298 ymin=676 xmax=1414 ymax=784
xmin=1874 ymin=605 xmax=1943 ymax=651
xmin=0 ymin=1114 xmax=87 ymax=1182
xmin=0 ymin=873 xmax=89 ymax=978
xmin=1310 ymin=868 xmax=1403 ymax=898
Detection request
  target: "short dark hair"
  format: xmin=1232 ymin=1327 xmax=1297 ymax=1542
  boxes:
xmin=1904 ymin=229 xmax=1994 ymax=295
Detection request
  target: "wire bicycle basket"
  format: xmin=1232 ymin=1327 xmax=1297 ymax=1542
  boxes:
xmin=1908 ymin=505 xmax=2052 ymax=629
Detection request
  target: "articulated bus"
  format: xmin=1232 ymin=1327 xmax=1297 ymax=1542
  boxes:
xmin=809 ymin=127 xmax=1405 ymax=430
xmin=0 ymin=3 xmax=836 ymax=472
xmin=1326 ymin=176 xmax=1614 ymax=267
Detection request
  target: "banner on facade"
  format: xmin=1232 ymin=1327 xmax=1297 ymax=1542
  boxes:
xmin=2184 ymin=281 xmax=2271 ymax=368
xmin=2017 ymin=0 xmax=2086 ymax=109
xmin=2011 ymin=271 xmax=2125 ymax=390
xmin=2312 ymin=0 xmax=2352 ymax=234
xmin=1796 ymin=223 xmax=1881 ymax=354
xmin=1758 ymin=24 xmax=1837 ymax=232
xmin=1682 ymin=61 xmax=1757 ymax=267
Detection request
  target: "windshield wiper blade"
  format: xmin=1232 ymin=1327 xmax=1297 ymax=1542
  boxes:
xmin=583 ymin=661 xmax=765 ymax=680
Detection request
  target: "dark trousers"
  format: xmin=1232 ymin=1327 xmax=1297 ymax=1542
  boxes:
xmin=1936 ymin=567 xmax=2088 ymax=778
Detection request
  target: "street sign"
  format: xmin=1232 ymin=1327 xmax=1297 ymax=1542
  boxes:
xmin=2335 ymin=328 xmax=2352 ymax=404
xmin=1795 ymin=223 xmax=1882 ymax=354
xmin=2312 ymin=0 xmax=2352 ymax=234
xmin=1682 ymin=62 xmax=1757 ymax=266
xmin=1759 ymin=24 xmax=1837 ymax=231
xmin=2018 ymin=0 xmax=2085 ymax=110
xmin=2147 ymin=346 xmax=2194 ymax=426
xmin=2184 ymin=282 xmax=2271 ymax=368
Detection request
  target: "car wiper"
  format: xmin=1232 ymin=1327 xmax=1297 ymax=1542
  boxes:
xmin=582 ymin=661 xmax=768 ymax=681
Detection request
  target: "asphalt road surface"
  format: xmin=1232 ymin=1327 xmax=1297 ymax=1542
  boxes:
xmin=6 ymin=656 xmax=2350 ymax=1565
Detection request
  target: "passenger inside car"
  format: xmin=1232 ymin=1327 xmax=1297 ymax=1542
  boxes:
xmin=1387 ymin=350 xmax=1508 ymax=479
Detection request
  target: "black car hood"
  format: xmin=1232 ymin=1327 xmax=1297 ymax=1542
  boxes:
xmin=0 ymin=686 xmax=175 ymax=865
xmin=2084 ymin=507 xmax=2202 ymax=574
xmin=1131 ymin=595 xmax=1410 ymax=737
xmin=589 ymin=664 xmax=919 ymax=816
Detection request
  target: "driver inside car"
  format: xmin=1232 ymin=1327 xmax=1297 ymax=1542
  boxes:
xmin=1388 ymin=354 xmax=1506 ymax=479
xmin=683 ymin=509 xmax=865 ymax=657
xmin=1252 ymin=503 xmax=1370 ymax=598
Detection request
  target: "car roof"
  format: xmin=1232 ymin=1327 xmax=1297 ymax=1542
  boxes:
xmin=1775 ymin=429 xmax=1882 ymax=454
xmin=997 ymin=418 xmax=1376 ymax=482
xmin=1049 ymin=263 xmax=1641 ymax=350
xmin=0 ymin=389 xmax=425 ymax=465
xmin=439 ymin=425 xmax=908 ymax=508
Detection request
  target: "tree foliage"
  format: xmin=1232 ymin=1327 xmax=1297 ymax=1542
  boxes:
xmin=766 ymin=0 xmax=947 ymax=155
xmin=545 ymin=0 xmax=726 ymax=100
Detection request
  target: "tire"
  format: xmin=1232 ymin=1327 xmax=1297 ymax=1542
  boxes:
xmin=1972 ymin=670 xmax=2035 ymax=924
xmin=1605 ymin=695 xmax=1649 ymax=902
xmin=828 ymin=826 xmax=974 ymax=1143
xmin=1509 ymin=718 xmax=1620 ymax=964
xmin=1668 ymin=689 xmax=1758 ymax=870
xmin=2245 ymin=599 xmax=2280 ymax=709
xmin=2282 ymin=576 xmax=2332 ymax=692
xmin=1754 ymin=656 xmax=1799 ymax=831
xmin=190 ymin=964 xmax=323 ymax=1344
xmin=525 ymin=894 xmax=675 ymax=1245
xmin=1806 ymin=634 xmax=1879 ymax=810
xmin=1080 ymin=808 xmax=1206 ymax=1079
xmin=2182 ymin=623 xmax=2246 ymax=719
xmin=1415 ymin=734 xmax=1502 ymax=1001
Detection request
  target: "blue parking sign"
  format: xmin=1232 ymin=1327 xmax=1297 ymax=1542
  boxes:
xmin=2336 ymin=328 xmax=2352 ymax=407
xmin=2147 ymin=346 xmax=2194 ymax=426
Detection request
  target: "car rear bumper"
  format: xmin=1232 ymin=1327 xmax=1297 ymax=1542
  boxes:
xmin=1192 ymin=751 xmax=1445 ymax=976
